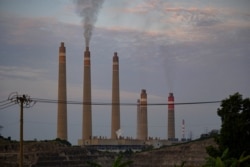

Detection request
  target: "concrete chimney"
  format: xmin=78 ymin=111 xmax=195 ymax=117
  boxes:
xmin=168 ymin=92 xmax=175 ymax=140
xmin=111 ymin=52 xmax=120 ymax=139
xmin=139 ymin=89 xmax=148 ymax=140
xmin=182 ymin=119 xmax=185 ymax=139
xmin=57 ymin=42 xmax=67 ymax=140
xmin=136 ymin=99 xmax=141 ymax=139
xmin=83 ymin=46 xmax=92 ymax=140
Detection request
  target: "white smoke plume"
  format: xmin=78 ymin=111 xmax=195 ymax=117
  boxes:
xmin=75 ymin=0 xmax=104 ymax=47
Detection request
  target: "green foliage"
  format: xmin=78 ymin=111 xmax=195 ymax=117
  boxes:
xmin=204 ymin=148 xmax=250 ymax=167
xmin=206 ymin=145 xmax=221 ymax=158
xmin=123 ymin=148 xmax=133 ymax=156
xmin=205 ymin=93 xmax=250 ymax=166
xmin=87 ymin=154 xmax=133 ymax=167
xmin=219 ymin=93 xmax=249 ymax=157
xmin=112 ymin=154 xmax=133 ymax=167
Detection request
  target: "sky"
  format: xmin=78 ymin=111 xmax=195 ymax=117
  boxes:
xmin=0 ymin=0 xmax=249 ymax=145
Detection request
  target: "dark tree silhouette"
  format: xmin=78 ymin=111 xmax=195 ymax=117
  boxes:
xmin=206 ymin=93 xmax=250 ymax=165
xmin=87 ymin=154 xmax=133 ymax=167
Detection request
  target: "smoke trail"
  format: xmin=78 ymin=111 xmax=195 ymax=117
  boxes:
xmin=159 ymin=45 xmax=175 ymax=92
xmin=75 ymin=0 xmax=104 ymax=47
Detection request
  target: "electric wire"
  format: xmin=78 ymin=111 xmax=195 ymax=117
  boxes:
xmin=0 ymin=101 xmax=15 ymax=107
xmin=0 ymin=103 xmax=17 ymax=110
xmin=0 ymin=99 xmax=9 ymax=103
xmin=0 ymin=96 xmax=221 ymax=110
xmin=31 ymin=98 xmax=221 ymax=106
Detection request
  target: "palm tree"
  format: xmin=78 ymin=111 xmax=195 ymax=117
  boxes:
xmin=203 ymin=148 xmax=250 ymax=167
xmin=112 ymin=154 xmax=133 ymax=167
xmin=87 ymin=154 xmax=133 ymax=167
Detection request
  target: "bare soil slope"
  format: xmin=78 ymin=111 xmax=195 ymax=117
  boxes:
xmin=131 ymin=138 xmax=216 ymax=167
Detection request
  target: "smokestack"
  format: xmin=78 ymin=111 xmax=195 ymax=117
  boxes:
xmin=111 ymin=52 xmax=120 ymax=139
xmin=82 ymin=46 xmax=92 ymax=140
xmin=57 ymin=42 xmax=67 ymax=140
xmin=182 ymin=119 xmax=185 ymax=139
xmin=168 ymin=92 xmax=175 ymax=140
xmin=136 ymin=99 xmax=141 ymax=139
xmin=139 ymin=89 xmax=148 ymax=140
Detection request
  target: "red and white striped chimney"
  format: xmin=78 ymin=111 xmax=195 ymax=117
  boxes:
xmin=168 ymin=93 xmax=175 ymax=140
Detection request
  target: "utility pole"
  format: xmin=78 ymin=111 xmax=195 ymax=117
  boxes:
xmin=11 ymin=94 xmax=34 ymax=167
xmin=19 ymin=96 xmax=24 ymax=167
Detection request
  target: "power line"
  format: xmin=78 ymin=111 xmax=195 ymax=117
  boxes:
xmin=31 ymin=98 xmax=221 ymax=106
xmin=0 ymin=95 xmax=221 ymax=110
xmin=0 ymin=101 xmax=15 ymax=107
xmin=0 ymin=103 xmax=17 ymax=110
xmin=1 ymin=98 xmax=222 ymax=108
xmin=0 ymin=99 xmax=9 ymax=103
xmin=0 ymin=100 xmax=17 ymax=110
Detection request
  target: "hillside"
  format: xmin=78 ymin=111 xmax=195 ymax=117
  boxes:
xmin=131 ymin=138 xmax=216 ymax=167
xmin=0 ymin=137 xmax=216 ymax=167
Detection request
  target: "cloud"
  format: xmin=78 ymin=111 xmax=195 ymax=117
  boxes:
xmin=164 ymin=7 xmax=221 ymax=27
xmin=98 ymin=6 xmax=223 ymax=42
xmin=0 ymin=12 xmax=81 ymax=46
xmin=119 ymin=1 xmax=222 ymax=31
xmin=0 ymin=15 xmax=53 ymax=45
xmin=0 ymin=66 xmax=46 ymax=80
xmin=120 ymin=0 xmax=168 ymax=15
xmin=122 ymin=0 xmax=158 ymax=14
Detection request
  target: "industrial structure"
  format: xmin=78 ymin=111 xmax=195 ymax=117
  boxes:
xmin=111 ymin=52 xmax=120 ymax=139
xmin=168 ymin=93 xmax=175 ymax=140
xmin=57 ymin=42 xmax=68 ymax=140
xmin=137 ymin=89 xmax=148 ymax=140
xmin=56 ymin=42 xmax=180 ymax=149
xmin=182 ymin=119 xmax=185 ymax=139
xmin=82 ymin=46 xmax=92 ymax=140
xmin=136 ymin=99 xmax=140 ymax=140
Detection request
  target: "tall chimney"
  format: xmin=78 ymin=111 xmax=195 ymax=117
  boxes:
xmin=111 ymin=52 xmax=120 ymax=139
xmin=182 ymin=119 xmax=185 ymax=139
xmin=136 ymin=99 xmax=141 ymax=139
xmin=82 ymin=46 xmax=92 ymax=140
xmin=139 ymin=89 xmax=148 ymax=140
xmin=57 ymin=42 xmax=67 ymax=140
xmin=168 ymin=92 xmax=175 ymax=140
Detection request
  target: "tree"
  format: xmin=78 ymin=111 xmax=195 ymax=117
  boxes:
xmin=112 ymin=154 xmax=133 ymax=167
xmin=87 ymin=154 xmax=133 ymax=167
xmin=204 ymin=148 xmax=250 ymax=167
xmin=206 ymin=93 xmax=250 ymax=165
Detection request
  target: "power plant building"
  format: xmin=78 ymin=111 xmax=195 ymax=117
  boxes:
xmin=55 ymin=43 xmax=182 ymax=148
